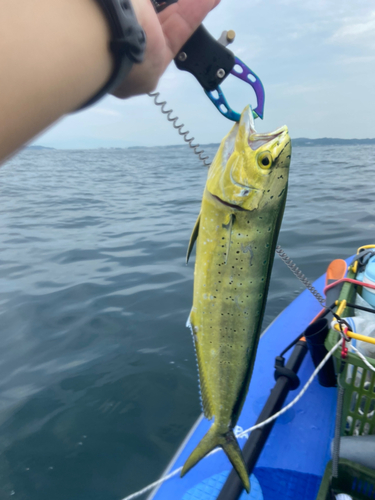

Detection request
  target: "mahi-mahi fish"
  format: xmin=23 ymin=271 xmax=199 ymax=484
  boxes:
xmin=181 ymin=106 xmax=292 ymax=492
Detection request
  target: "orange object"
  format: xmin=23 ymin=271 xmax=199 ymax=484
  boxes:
xmin=326 ymin=259 xmax=348 ymax=286
xmin=302 ymin=260 xmax=348 ymax=338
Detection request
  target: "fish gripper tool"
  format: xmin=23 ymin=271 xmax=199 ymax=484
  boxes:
xmin=149 ymin=1 xmax=265 ymax=122
xmin=174 ymin=25 xmax=265 ymax=122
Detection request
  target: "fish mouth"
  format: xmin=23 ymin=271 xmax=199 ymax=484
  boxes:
xmin=222 ymin=106 xmax=288 ymax=162
xmin=243 ymin=106 xmax=287 ymax=151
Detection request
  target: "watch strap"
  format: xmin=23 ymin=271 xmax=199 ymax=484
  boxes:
xmin=78 ymin=0 xmax=146 ymax=110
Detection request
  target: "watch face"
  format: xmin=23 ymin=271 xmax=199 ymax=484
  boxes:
xmin=150 ymin=0 xmax=178 ymax=13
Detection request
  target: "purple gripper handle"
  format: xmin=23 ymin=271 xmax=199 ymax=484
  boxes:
xmin=230 ymin=57 xmax=265 ymax=119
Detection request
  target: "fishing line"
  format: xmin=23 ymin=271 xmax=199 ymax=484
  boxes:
xmin=275 ymin=245 xmax=326 ymax=306
xmin=148 ymin=92 xmax=211 ymax=167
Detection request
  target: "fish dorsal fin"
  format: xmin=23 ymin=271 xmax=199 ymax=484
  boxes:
xmin=186 ymin=213 xmax=201 ymax=264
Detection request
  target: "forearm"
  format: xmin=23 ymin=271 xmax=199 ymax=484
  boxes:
xmin=0 ymin=0 xmax=113 ymax=161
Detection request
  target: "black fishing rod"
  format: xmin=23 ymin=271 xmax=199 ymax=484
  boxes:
xmin=216 ymin=302 xmax=339 ymax=500
xmin=217 ymin=338 xmax=309 ymax=500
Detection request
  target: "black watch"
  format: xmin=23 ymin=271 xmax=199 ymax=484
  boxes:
xmin=78 ymin=0 xmax=146 ymax=110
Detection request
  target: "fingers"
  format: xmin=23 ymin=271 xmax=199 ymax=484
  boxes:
xmin=159 ymin=0 xmax=221 ymax=59
xmin=111 ymin=0 xmax=221 ymax=99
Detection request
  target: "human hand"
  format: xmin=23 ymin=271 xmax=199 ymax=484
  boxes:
xmin=111 ymin=0 xmax=220 ymax=98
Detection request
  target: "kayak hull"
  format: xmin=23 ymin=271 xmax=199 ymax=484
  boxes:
xmin=148 ymin=262 xmax=352 ymax=500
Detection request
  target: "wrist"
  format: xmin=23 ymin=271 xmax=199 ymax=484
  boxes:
xmin=78 ymin=0 xmax=146 ymax=110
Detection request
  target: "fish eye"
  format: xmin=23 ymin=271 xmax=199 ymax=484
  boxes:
xmin=257 ymin=152 xmax=273 ymax=170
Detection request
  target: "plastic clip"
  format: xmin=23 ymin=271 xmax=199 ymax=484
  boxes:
xmin=274 ymin=356 xmax=300 ymax=390
xmin=341 ymin=337 xmax=349 ymax=359
xmin=337 ymin=323 xmax=350 ymax=359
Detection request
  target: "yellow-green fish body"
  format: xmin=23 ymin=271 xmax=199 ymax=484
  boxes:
xmin=182 ymin=106 xmax=292 ymax=492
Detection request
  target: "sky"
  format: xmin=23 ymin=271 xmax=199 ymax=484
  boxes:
xmin=34 ymin=0 xmax=375 ymax=149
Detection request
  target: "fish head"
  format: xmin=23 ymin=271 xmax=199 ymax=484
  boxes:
xmin=207 ymin=106 xmax=291 ymax=211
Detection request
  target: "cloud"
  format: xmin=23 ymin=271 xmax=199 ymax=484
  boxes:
xmin=268 ymin=82 xmax=332 ymax=96
xmin=337 ymin=55 xmax=375 ymax=65
xmin=331 ymin=11 xmax=375 ymax=46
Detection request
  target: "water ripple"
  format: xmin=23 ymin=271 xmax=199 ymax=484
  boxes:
xmin=0 ymin=144 xmax=374 ymax=499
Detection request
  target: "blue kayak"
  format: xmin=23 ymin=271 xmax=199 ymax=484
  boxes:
xmin=146 ymin=260 xmax=351 ymax=500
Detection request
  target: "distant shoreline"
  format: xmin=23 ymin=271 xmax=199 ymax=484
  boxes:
xmin=26 ymin=138 xmax=375 ymax=150
xmin=292 ymin=138 xmax=375 ymax=146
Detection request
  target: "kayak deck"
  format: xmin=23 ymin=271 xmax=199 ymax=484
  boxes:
xmin=148 ymin=266 xmax=347 ymax=500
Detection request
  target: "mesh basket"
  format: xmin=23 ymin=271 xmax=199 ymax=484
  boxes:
xmin=316 ymin=459 xmax=375 ymax=500
xmin=325 ymin=268 xmax=375 ymax=436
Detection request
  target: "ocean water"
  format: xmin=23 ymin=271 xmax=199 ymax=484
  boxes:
xmin=0 ymin=144 xmax=374 ymax=499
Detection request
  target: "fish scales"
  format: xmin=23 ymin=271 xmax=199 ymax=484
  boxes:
xmin=191 ymin=190 xmax=281 ymax=422
xmin=182 ymin=106 xmax=292 ymax=493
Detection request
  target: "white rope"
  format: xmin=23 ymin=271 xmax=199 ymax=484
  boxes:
xmin=238 ymin=339 xmax=342 ymax=437
xmin=120 ymin=339 xmax=342 ymax=500
xmin=350 ymin=344 xmax=375 ymax=373
xmin=121 ymin=468 xmax=182 ymax=500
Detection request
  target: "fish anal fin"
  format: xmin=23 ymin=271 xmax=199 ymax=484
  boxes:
xmin=186 ymin=315 xmax=213 ymax=420
xmin=199 ymin=368 xmax=213 ymax=420
xmin=187 ymin=214 xmax=201 ymax=264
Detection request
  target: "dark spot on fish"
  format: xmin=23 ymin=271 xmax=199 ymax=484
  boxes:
xmin=270 ymin=196 xmax=274 ymax=199
xmin=278 ymin=188 xmax=285 ymax=198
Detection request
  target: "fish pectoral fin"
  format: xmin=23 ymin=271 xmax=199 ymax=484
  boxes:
xmin=181 ymin=426 xmax=250 ymax=493
xmin=186 ymin=213 xmax=201 ymax=264
xmin=222 ymin=213 xmax=235 ymax=265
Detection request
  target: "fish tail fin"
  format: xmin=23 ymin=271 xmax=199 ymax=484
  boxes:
xmin=180 ymin=425 xmax=250 ymax=493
